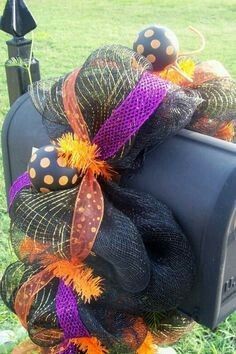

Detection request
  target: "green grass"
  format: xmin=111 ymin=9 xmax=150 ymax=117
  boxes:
xmin=0 ymin=0 xmax=235 ymax=353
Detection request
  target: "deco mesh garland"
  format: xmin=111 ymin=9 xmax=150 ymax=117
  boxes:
xmin=1 ymin=44 xmax=235 ymax=354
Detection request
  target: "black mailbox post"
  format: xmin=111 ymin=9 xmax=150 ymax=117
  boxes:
xmin=0 ymin=0 xmax=40 ymax=105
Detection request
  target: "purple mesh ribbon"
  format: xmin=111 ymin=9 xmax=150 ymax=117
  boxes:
xmin=56 ymin=280 xmax=90 ymax=353
xmin=61 ymin=343 xmax=78 ymax=354
xmin=9 ymin=172 xmax=31 ymax=208
xmin=93 ymin=71 xmax=169 ymax=160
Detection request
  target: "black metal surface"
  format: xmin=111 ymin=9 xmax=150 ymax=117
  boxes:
xmin=0 ymin=0 xmax=36 ymax=37
xmin=2 ymin=93 xmax=49 ymax=198
xmin=1 ymin=93 xmax=236 ymax=329
xmin=122 ymin=129 xmax=236 ymax=328
xmin=6 ymin=36 xmax=31 ymax=58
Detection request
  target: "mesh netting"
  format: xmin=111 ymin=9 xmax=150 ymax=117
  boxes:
xmin=1 ymin=45 xmax=199 ymax=353
xmin=75 ymin=46 xmax=151 ymax=138
xmin=107 ymin=86 xmax=201 ymax=172
xmin=145 ymin=310 xmax=195 ymax=346
xmin=188 ymin=77 xmax=236 ymax=136
xmin=92 ymin=71 xmax=169 ymax=159
xmin=55 ymin=281 xmax=89 ymax=351
xmin=29 ymin=46 xmax=152 ymax=161
xmin=3 ymin=185 xmax=196 ymax=350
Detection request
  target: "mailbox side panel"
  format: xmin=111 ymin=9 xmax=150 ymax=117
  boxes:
xmin=1 ymin=93 xmax=50 ymax=203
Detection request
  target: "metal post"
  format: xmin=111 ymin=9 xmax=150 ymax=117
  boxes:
xmin=0 ymin=0 xmax=40 ymax=105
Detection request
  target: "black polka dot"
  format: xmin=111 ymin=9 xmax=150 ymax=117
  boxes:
xmin=133 ymin=25 xmax=179 ymax=71
xmin=28 ymin=145 xmax=80 ymax=192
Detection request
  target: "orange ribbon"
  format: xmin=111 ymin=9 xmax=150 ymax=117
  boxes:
xmin=14 ymin=69 xmax=105 ymax=328
xmin=70 ymin=169 xmax=104 ymax=263
xmin=62 ymin=69 xmax=104 ymax=262
xmin=15 ymin=269 xmax=55 ymax=328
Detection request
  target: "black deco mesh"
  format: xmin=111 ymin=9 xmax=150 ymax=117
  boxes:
xmin=188 ymin=77 xmax=236 ymax=136
xmin=145 ymin=310 xmax=195 ymax=345
xmin=29 ymin=45 xmax=200 ymax=167
xmin=29 ymin=45 xmax=152 ymax=163
xmin=0 ymin=45 xmax=199 ymax=352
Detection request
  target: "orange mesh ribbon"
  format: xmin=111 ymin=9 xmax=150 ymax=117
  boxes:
xmin=62 ymin=68 xmax=90 ymax=141
xmin=14 ymin=69 xmax=105 ymax=328
xmin=15 ymin=269 xmax=55 ymax=328
xmin=62 ymin=69 xmax=104 ymax=262
xmin=180 ymin=60 xmax=231 ymax=88
xmin=214 ymin=121 xmax=235 ymax=142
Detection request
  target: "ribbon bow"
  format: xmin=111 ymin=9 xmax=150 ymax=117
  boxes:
xmin=13 ymin=68 xmax=169 ymax=344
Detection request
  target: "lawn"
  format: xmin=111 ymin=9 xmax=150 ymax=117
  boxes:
xmin=0 ymin=0 xmax=235 ymax=353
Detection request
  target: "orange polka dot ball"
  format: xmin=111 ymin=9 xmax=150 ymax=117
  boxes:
xmin=133 ymin=25 xmax=179 ymax=71
xmin=28 ymin=145 xmax=79 ymax=192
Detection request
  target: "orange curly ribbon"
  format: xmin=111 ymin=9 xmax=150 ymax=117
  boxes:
xmin=14 ymin=69 xmax=105 ymax=328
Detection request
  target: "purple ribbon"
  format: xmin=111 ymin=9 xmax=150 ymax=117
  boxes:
xmin=93 ymin=71 xmax=169 ymax=160
xmin=56 ymin=280 xmax=90 ymax=353
xmin=9 ymin=172 xmax=31 ymax=208
xmin=61 ymin=343 xmax=78 ymax=354
xmin=9 ymin=72 xmax=168 ymax=208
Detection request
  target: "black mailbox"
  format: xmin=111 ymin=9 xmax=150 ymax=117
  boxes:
xmin=1 ymin=93 xmax=236 ymax=329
